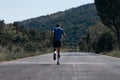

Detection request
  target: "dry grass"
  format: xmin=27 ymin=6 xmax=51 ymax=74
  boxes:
xmin=0 ymin=46 xmax=52 ymax=62
xmin=104 ymin=50 xmax=120 ymax=58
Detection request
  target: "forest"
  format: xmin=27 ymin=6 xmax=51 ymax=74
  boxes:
xmin=0 ymin=21 xmax=51 ymax=61
xmin=22 ymin=4 xmax=100 ymax=48
xmin=0 ymin=2 xmax=119 ymax=61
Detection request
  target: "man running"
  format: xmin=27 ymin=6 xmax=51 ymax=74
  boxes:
xmin=52 ymin=23 xmax=66 ymax=65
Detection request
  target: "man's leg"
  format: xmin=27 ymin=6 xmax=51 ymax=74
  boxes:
xmin=54 ymin=48 xmax=56 ymax=52
xmin=56 ymin=48 xmax=61 ymax=65
xmin=53 ymin=48 xmax=56 ymax=60
xmin=53 ymin=41 xmax=57 ymax=60
xmin=57 ymin=48 xmax=60 ymax=58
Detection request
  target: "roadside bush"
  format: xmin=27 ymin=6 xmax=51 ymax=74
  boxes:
xmin=24 ymin=42 xmax=37 ymax=52
xmin=95 ymin=32 xmax=115 ymax=53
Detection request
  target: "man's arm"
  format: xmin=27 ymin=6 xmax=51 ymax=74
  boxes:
xmin=62 ymin=32 xmax=66 ymax=40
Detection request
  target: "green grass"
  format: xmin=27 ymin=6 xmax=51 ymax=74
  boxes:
xmin=104 ymin=50 xmax=120 ymax=58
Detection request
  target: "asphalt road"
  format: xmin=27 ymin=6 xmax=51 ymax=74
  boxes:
xmin=0 ymin=52 xmax=120 ymax=80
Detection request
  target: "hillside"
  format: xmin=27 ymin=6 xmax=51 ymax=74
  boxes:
xmin=21 ymin=3 xmax=101 ymax=46
xmin=0 ymin=3 xmax=118 ymax=61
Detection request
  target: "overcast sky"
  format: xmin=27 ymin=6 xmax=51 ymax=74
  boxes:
xmin=0 ymin=0 xmax=94 ymax=23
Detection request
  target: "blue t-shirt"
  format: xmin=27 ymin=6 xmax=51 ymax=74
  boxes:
xmin=52 ymin=27 xmax=64 ymax=41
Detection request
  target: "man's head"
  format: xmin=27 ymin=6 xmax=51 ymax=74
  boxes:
xmin=56 ymin=23 xmax=61 ymax=27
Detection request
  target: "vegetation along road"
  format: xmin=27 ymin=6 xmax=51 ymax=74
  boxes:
xmin=0 ymin=52 xmax=120 ymax=80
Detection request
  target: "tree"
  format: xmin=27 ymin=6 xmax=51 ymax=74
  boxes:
xmin=0 ymin=20 xmax=5 ymax=32
xmin=94 ymin=0 xmax=120 ymax=49
xmin=95 ymin=32 xmax=114 ymax=53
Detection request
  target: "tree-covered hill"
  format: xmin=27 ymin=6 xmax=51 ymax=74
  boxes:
xmin=0 ymin=3 xmax=119 ymax=61
xmin=21 ymin=3 xmax=101 ymax=46
xmin=1 ymin=3 xmax=103 ymax=61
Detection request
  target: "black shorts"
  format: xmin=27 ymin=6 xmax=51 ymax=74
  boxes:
xmin=53 ymin=41 xmax=61 ymax=48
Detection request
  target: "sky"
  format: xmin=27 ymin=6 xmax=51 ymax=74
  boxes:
xmin=0 ymin=0 xmax=94 ymax=23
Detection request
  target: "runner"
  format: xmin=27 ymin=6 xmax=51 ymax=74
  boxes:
xmin=52 ymin=23 xmax=66 ymax=65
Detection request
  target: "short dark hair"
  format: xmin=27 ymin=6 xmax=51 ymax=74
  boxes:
xmin=56 ymin=23 xmax=61 ymax=27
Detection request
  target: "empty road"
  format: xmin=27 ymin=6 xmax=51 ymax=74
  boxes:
xmin=0 ymin=52 xmax=120 ymax=80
